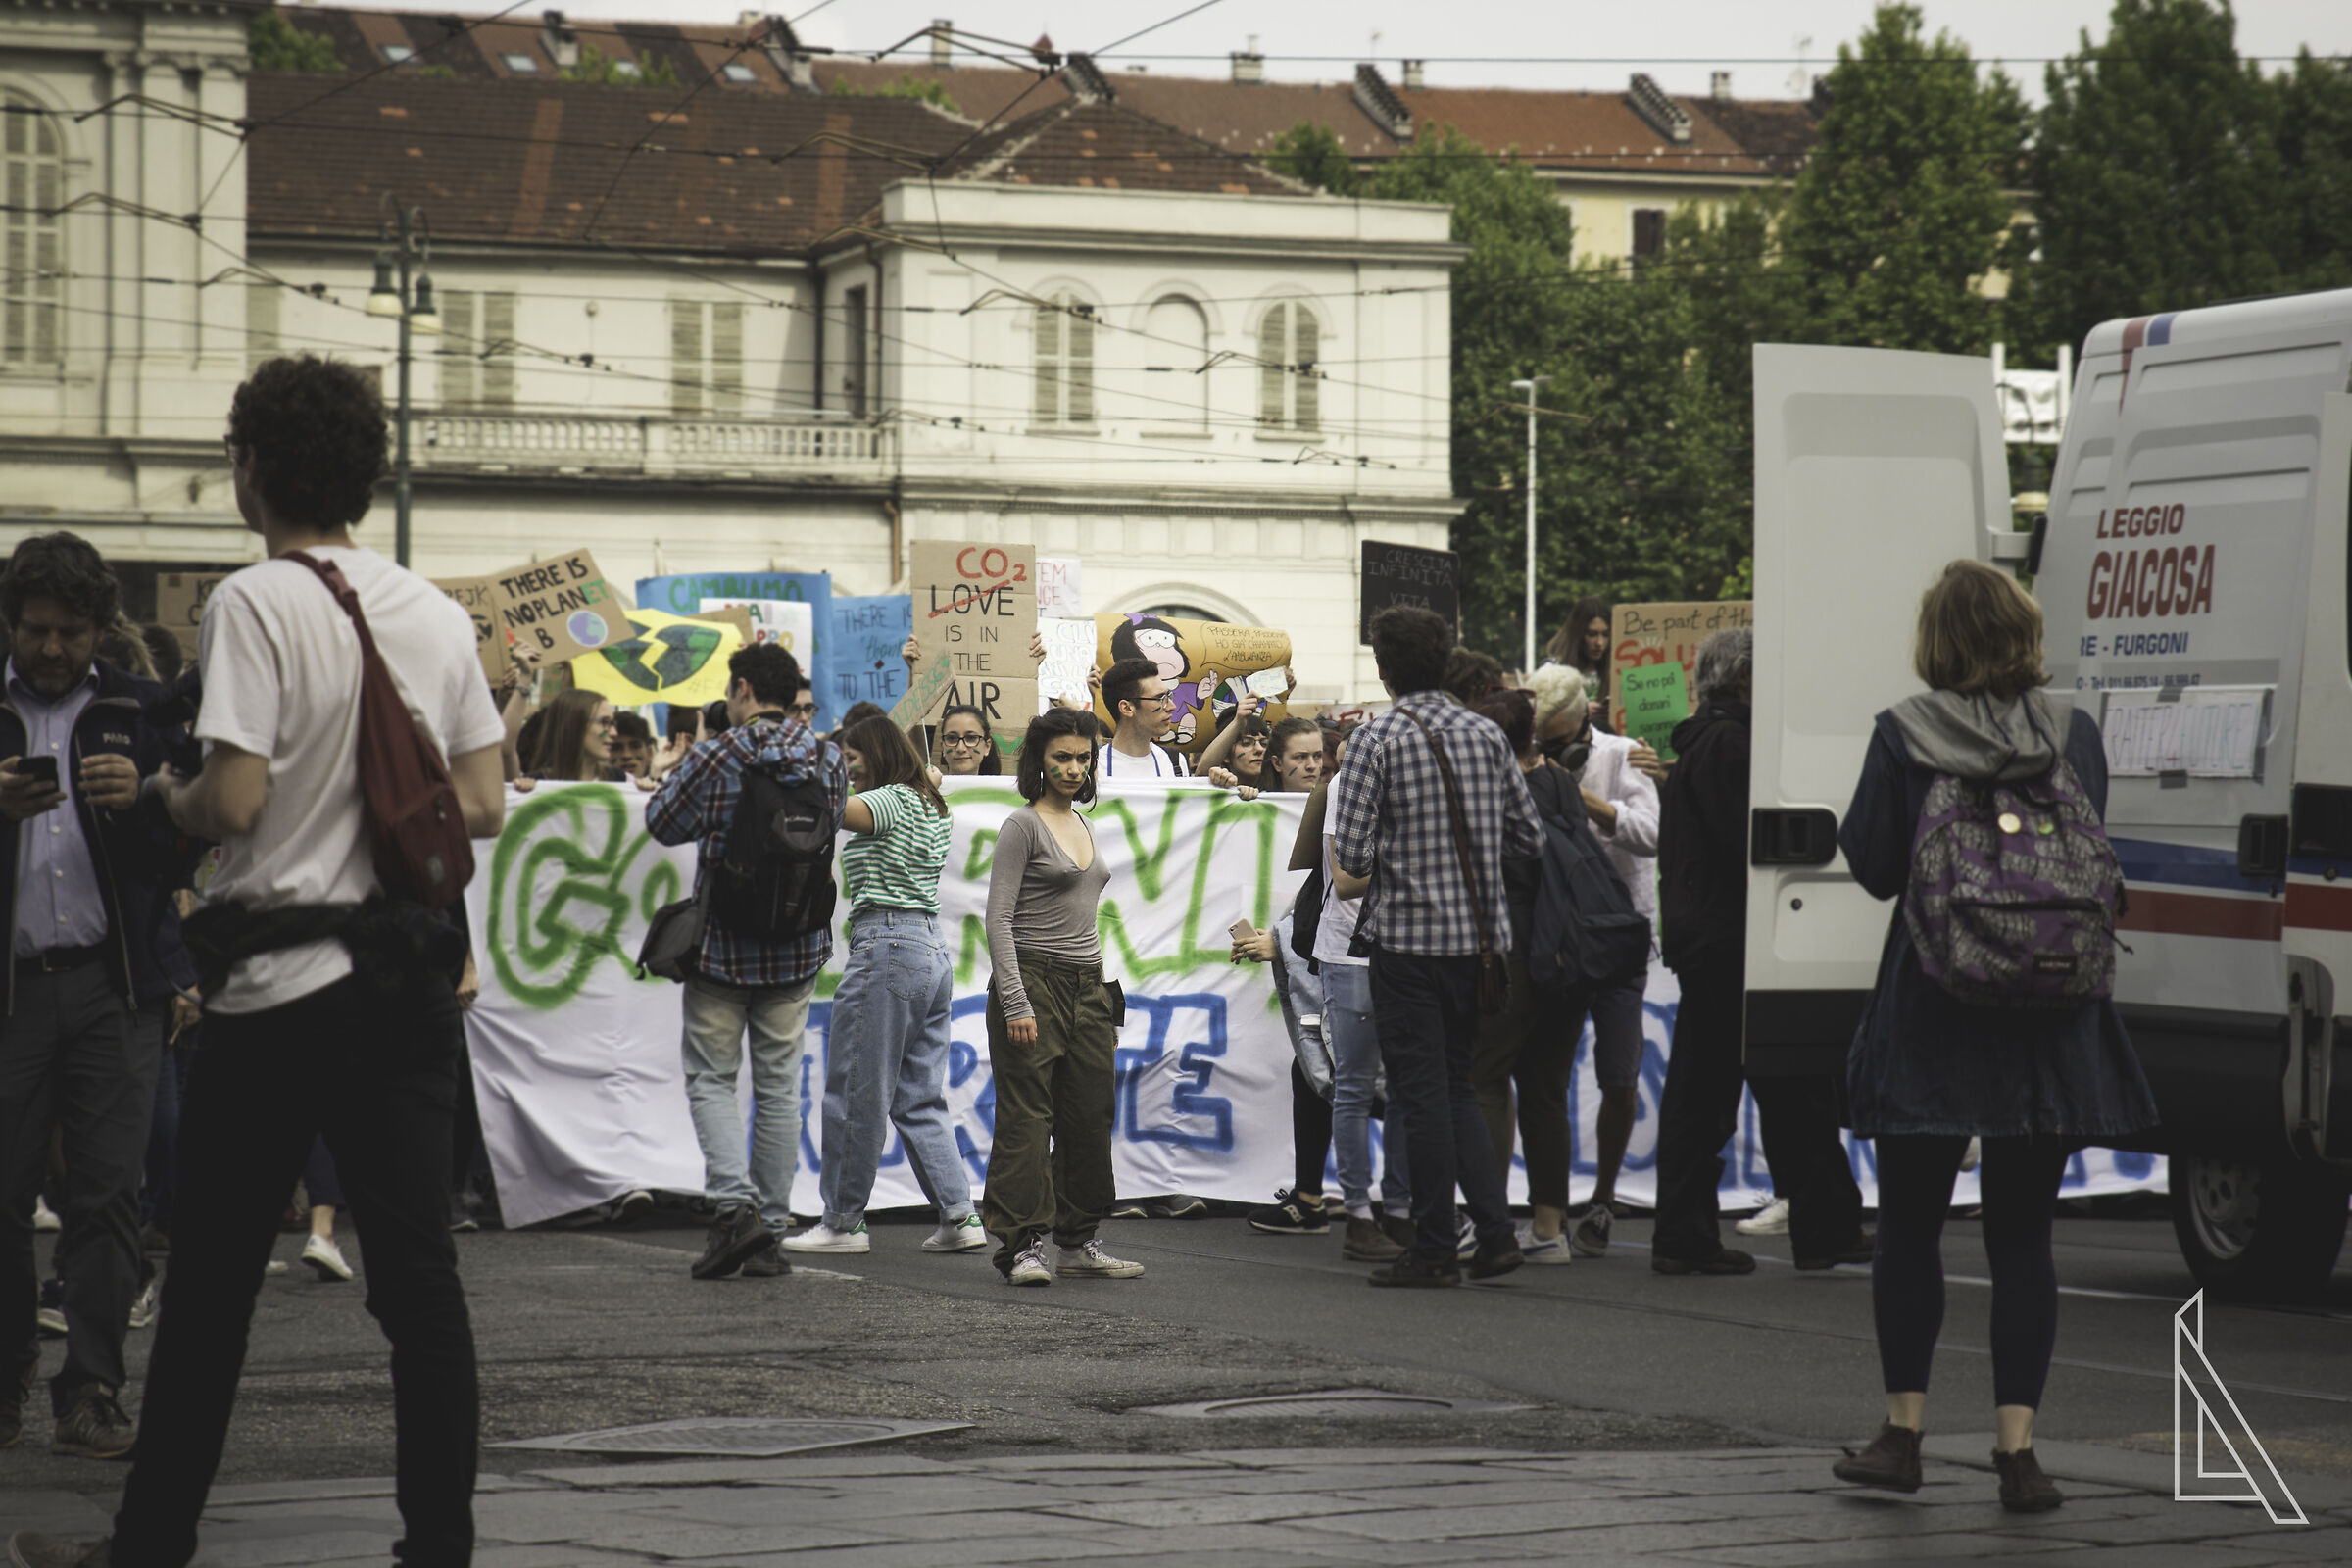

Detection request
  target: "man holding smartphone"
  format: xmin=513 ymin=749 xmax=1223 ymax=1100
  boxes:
xmin=1 ymin=531 xmax=184 ymax=1462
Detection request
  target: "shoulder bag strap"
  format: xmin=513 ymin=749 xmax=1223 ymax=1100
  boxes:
xmin=1397 ymin=705 xmax=1496 ymax=959
xmin=281 ymin=550 xmax=383 ymax=661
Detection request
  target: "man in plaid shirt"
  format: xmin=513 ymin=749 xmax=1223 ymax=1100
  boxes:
xmin=1330 ymin=607 xmax=1543 ymax=1286
xmin=647 ymin=642 xmax=845 ymax=1281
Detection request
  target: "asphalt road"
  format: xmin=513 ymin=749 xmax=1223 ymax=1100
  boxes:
xmin=13 ymin=1201 xmax=2348 ymax=1511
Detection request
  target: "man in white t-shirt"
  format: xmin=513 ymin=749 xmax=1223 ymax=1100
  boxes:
xmin=17 ymin=357 xmax=509 ymax=1568
xmin=1096 ymin=658 xmax=1190 ymax=779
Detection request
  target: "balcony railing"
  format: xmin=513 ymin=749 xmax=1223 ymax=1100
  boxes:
xmin=416 ymin=409 xmax=889 ymax=476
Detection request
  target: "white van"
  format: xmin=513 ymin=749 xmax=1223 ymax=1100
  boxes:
xmin=1745 ymin=298 xmax=2352 ymax=1298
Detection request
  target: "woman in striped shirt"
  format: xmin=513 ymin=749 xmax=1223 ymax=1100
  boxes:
xmin=783 ymin=717 xmax=982 ymax=1255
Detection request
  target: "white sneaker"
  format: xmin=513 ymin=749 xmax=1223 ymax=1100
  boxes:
xmin=1736 ymin=1197 xmax=1790 ymax=1237
xmin=264 ymin=1259 xmax=290 ymax=1276
xmin=1960 ymin=1137 xmax=1983 ymax=1172
xmin=32 ymin=1195 xmax=61 ymax=1233
xmin=301 ymin=1233 xmax=354 ymax=1282
xmin=128 ymin=1279 xmax=160 ymax=1330
xmin=1005 ymin=1238 xmax=1053 ymax=1286
xmin=1455 ymin=1213 xmax=1477 ymax=1260
xmin=1570 ymin=1202 xmax=1612 ymax=1258
xmin=782 ymin=1221 xmax=870 ymax=1253
xmin=1055 ymin=1240 xmax=1145 ymax=1278
xmin=922 ymin=1214 xmax=988 ymax=1252
xmin=1515 ymin=1224 xmax=1573 ymax=1265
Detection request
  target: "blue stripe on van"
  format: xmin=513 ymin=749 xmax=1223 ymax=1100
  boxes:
xmin=2147 ymin=313 xmax=2176 ymax=346
xmin=2110 ymin=836 xmax=2259 ymax=892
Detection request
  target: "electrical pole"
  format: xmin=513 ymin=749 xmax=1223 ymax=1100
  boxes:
xmin=1509 ymin=375 xmax=1551 ymax=674
xmin=366 ymin=197 xmax=439 ymax=567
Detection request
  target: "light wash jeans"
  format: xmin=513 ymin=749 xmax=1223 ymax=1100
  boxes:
xmin=816 ymin=908 xmax=972 ymax=1230
xmin=1325 ymin=961 xmax=1409 ymax=1218
xmin=681 ymin=972 xmax=813 ymax=1234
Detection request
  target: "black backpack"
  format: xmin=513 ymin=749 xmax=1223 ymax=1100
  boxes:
xmin=706 ymin=760 xmax=838 ymax=942
xmin=1526 ymin=764 xmax=1652 ymax=994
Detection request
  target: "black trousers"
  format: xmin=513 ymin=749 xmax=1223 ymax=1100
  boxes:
xmin=1652 ymin=955 xmax=1863 ymax=1263
xmin=1367 ymin=949 xmax=1515 ymax=1266
xmin=0 ymin=962 xmax=154 ymax=1411
xmin=113 ymin=972 xmax=476 ymax=1568
xmin=1291 ymin=1060 xmax=1333 ymax=1194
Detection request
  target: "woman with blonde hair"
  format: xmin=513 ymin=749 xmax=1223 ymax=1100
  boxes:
xmin=1831 ymin=560 xmax=2155 ymax=1511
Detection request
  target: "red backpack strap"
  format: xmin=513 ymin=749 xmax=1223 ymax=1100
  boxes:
xmin=282 ymin=550 xmax=385 ymax=662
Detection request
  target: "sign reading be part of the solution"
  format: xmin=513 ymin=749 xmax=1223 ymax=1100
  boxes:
xmin=1609 ymin=601 xmax=1752 ymax=720
xmin=494 ymin=549 xmax=632 ymax=663
xmin=910 ymin=540 xmax=1037 ymax=738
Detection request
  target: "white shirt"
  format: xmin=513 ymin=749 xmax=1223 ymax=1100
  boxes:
xmin=1096 ymin=738 xmax=1189 ymax=778
xmin=1582 ymin=729 xmax=1661 ymax=923
xmin=196 ymin=546 xmax=504 ymax=1014
xmin=1312 ymin=826 xmax=1367 ymax=968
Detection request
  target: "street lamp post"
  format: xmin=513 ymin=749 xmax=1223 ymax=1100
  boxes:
xmin=1508 ymin=375 xmax=1551 ymax=675
xmin=365 ymin=197 xmax=440 ymax=568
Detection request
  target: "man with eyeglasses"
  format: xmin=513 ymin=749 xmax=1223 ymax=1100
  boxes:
xmin=786 ymin=674 xmax=819 ymax=729
xmin=1097 ymin=659 xmax=1189 ymax=778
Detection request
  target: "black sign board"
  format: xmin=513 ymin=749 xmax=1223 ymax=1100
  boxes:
xmin=1359 ymin=542 xmax=1460 ymax=644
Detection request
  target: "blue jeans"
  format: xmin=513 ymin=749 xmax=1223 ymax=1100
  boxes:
xmin=1324 ymin=962 xmax=1408 ymax=1218
xmin=681 ymin=973 xmax=812 ymax=1234
xmin=817 ymin=909 xmax=971 ymax=1230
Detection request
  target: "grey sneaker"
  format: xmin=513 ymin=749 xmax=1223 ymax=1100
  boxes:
xmin=1055 ymin=1240 xmax=1145 ymax=1278
xmin=691 ymin=1206 xmax=773 ymax=1280
xmin=739 ymin=1241 xmax=792 ymax=1278
xmin=1569 ymin=1203 xmax=1612 ymax=1257
xmin=6 ymin=1533 xmax=113 ymax=1567
xmin=2 ymin=1359 xmax=35 ymax=1449
xmin=52 ymin=1385 xmax=135 ymax=1461
xmin=1005 ymin=1237 xmax=1053 ymax=1286
xmin=127 ymin=1280 xmax=159 ymax=1331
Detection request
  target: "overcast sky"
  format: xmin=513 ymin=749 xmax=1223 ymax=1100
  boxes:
xmin=354 ymin=0 xmax=2349 ymax=100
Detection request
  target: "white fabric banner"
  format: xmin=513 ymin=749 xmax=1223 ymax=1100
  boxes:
xmin=465 ymin=780 xmax=2165 ymax=1228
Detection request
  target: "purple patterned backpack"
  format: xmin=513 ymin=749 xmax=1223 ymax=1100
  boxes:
xmin=1901 ymin=760 xmax=2123 ymax=1007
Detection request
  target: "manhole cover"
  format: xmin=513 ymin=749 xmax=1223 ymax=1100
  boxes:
xmin=490 ymin=1417 xmax=969 ymax=1458
xmin=1134 ymin=1388 xmax=1533 ymax=1419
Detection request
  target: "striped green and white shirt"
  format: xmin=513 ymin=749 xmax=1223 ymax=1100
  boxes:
xmin=842 ymin=783 xmax=951 ymax=915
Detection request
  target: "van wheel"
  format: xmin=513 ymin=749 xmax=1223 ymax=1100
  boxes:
xmin=2170 ymin=1155 xmax=2351 ymax=1300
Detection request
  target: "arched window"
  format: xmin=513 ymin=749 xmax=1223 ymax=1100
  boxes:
xmin=2 ymin=91 xmax=64 ymax=367
xmin=1256 ymin=300 xmax=1319 ymax=431
xmin=1143 ymin=294 xmax=1208 ymax=427
xmin=1032 ymin=291 xmax=1095 ymax=426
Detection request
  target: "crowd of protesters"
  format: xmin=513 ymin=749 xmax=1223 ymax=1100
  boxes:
xmin=3 ymin=355 xmax=2150 ymax=1566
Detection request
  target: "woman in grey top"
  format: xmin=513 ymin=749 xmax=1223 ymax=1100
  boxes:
xmin=980 ymin=708 xmax=1146 ymax=1287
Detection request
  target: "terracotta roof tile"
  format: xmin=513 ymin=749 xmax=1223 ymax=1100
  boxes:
xmin=931 ymin=98 xmax=1308 ymax=197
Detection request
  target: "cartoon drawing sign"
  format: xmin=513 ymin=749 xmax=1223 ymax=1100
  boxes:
xmin=1091 ymin=612 xmax=1292 ymax=755
xmin=569 ymin=606 xmax=749 ymax=710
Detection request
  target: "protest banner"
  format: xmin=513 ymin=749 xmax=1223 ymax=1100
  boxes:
xmin=909 ymin=541 xmax=1037 ymax=743
xmin=1618 ymin=662 xmax=1690 ymax=760
xmin=154 ymin=571 xmax=231 ymax=636
xmin=700 ymin=598 xmax=813 ymax=659
xmin=570 ymin=606 xmax=749 ymax=710
xmin=433 ymin=574 xmax=509 ymax=680
xmin=1036 ymin=556 xmax=1084 ymax=618
xmin=638 ymin=572 xmax=835 ymax=726
xmin=490 ymin=548 xmax=631 ymax=663
xmin=462 ymin=780 xmax=2169 ymax=1228
xmin=1609 ymin=600 xmax=1753 ymax=720
xmin=1091 ymin=612 xmax=1291 ymax=755
xmin=1359 ymin=541 xmax=1459 ymax=642
xmin=827 ymin=594 xmax=915 ymax=713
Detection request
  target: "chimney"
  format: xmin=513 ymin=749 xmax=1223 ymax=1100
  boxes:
xmin=1231 ymin=37 xmax=1263 ymax=84
xmin=930 ymin=18 xmax=952 ymax=69
xmin=541 ymin=9 xmax=579 ymax=70
xmin=1710 ymin=70 xmax=1732 ymax=102
xmin=1401 ymin=59 xmax=1424 ymax=90
xmin=1624 ymin=73 xmax=1692 ymax=144
xmin=1064 ymin=52 xmax=1114 ymax=105
xmin=758 ymin=14 xmax=817 ymax=93
xmin=1351 ymin=63 xmax=1412 ymax=140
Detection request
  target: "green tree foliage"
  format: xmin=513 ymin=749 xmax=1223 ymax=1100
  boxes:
xmin=828 ymin=74 xmax=959 ymax=113
xmin=560 ymin=43 xmax=682 ymax=88
xmin=249 ymin=10 xmax=344 ymax=74
xmin=1779 ymin=4 xmax=2023 ymax=355
xmin=1265 ymin=122 xmax=1360 ymax=195
xmin=2276 ymin=49 xmax=2352 ymax=292
xmin=2023 ymin=0 xmax=2291 ymax=355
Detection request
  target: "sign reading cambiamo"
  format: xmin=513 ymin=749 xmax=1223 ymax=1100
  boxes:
xmin=1609 ymin=601 xmax=1753 ymax=720
xmin=909 ymin=540 xmax=1038 ymax=744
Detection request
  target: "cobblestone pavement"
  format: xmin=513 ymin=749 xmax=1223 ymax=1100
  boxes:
xmin=12 ymin=1438 xmax=2347 ymax=1567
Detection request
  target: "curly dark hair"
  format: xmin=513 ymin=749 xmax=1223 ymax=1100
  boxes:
xmin=226 ymin=356 xmax=389 ymax=527
xmin=727 ymin=641 xmax=803 ymax=707
xmin=1369 ymin=605 xmax=1452 ymax=696
xmin=1 ymin=531 xmax=121 ymax=629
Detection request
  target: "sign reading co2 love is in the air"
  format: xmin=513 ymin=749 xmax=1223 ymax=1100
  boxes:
xmin=909 ymin=540 xmax=1037 ymax=741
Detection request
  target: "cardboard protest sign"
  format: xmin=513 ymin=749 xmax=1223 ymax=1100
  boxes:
xmin=1092 ymin=612 xmax=1291 ymax=755
xmin=1037 ymin=616 xmax=1099 ymax=708
xmin=888 ymin=648 xmax=957 ymax=731
xmin=1609 ymin=601 xmax=1752 ymax=722
xmin=1359 ymin=541 xmax=1459 ymax=642
xmin=638 ymin=572 xmax=834 ymax=725
xmin=570 ymin=606 xmax=749 ymax=710
xmin=1036 ymin=556 xmax=1084 ymax=618
xmin=827 ymin=594 xmax=914 ymax=714
xmin=1617 ymin=662 xmax=1690 ymax=760
xmin=700 ymin=598 xmax=812 ymax=659
xmin=909 ymin=541 xmax=1037 ymax=741
xmin=431 ymin=574 xmax=508 ymax=680
xmin=490 ymin=549 xmax=630 ymax=663
xmin=154 ymin=572 xmax=231 ymax=636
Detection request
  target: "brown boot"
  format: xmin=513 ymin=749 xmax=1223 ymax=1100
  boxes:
xmin=1833 ymin=1422 xmax=1923 ymax=1493
xmin=1378 ymin=1212 xmax=1414 ymax=1249
xmin=1994 ymin=1446 xmax=2065 ymax=1513
xmin=1342 ymin=1216 xmax=1404 ymax=1261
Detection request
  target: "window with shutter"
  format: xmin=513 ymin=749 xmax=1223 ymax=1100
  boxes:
xmin=1031 ymin=291 xmax=1095 ymax=427
xmin=246 ymin=281 xmax=280 ymax=369
xmin=1032 ymin=300 xmax=1060 ymax=424
xmin=711 ymin=301 xmax=745 ymax=413
xmin=438 ymin=291 xmax=477 ymax=405
xmin=1065 ymin=305 xmax=1094 ymax=425
xmin=842 ymin=286 xmax=868 ymax=416
xmin=1632 ymin=208 xmax=1666 ymax=259
xmin=1292 ymin=305 xmax=1320 ymax=431
xmin=1257 ymin=309 xmax=1286 ymax=427
xmin=482 ymin=291 xmax=517 ymax=405
xmin=2 ymin=94 xmax=65 ymax=366
xmin=668 ymin=299 xmax=703 ymax=415
xmin=1257 ymin=302 xmax=1321 ymax=430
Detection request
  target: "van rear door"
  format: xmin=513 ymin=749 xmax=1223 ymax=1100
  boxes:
xmin=1744 ymin=345 xmax=2015 ymax=1076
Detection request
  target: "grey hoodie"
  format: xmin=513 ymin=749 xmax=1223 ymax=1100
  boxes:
xmin=1887 ymin=688 xmax=2076 ymax=784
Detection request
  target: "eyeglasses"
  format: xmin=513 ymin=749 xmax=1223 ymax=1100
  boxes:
xmin=1144 ymin=692 xmax=1175 ymax=708
xmin=942 ymin=734 xmax=988 ymax=749
xmin=592 ymin=715 xmax=615 ymax=729
xmin=788 ymin=702 xmax=819 ymax=719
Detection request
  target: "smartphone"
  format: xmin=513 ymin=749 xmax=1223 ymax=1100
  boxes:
xmin=1227 ymin=916 xmax=1257 ymax=944
xmin=18 ymin=756 xmax=58 ymax=789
